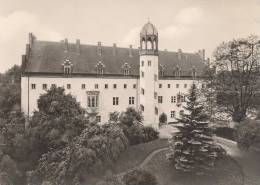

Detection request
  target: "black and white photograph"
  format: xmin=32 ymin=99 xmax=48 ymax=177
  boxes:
xmin=0 ymin=0 xmax=260 ymax=184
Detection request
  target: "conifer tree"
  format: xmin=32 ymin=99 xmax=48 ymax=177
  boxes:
xmin=168 ymin=83 xmax=219 ymax=175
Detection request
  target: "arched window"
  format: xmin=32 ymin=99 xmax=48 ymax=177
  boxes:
xmin=153 ymin=40 xmax=157 ymax=50
xmin=142 ymin=40 xmax=146 ymax=49
xmin=62 ymin=59 xmax=73 ymax=75
xmin=147 ymin=41 xmax=152 ymax=50
xmin=122 ymin=63 xmax=131 ymax=76
xmin=95 ymin=61 xmax=105 ymax=75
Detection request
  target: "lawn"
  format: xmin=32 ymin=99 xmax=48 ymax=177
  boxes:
xmin=143 ymin=150 xmax=244 ymax=185
xmin=111 ymin=138 xmax=169 ymax=174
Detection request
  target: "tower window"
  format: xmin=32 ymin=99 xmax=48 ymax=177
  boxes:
xmin=129 ymin=97 xmax=135 ymax=105
xmin=141 ymin=88 xmax=145 ymax=95
xmin=95 ymin=84 xmax=99 ymax=89
xmin=158 ymin=96 xmax=163 ymax=103
xmin=171 ymin=111 xmax=175 ymax=118
xmin=141 ymin=71 xmax=144 ymax=77
xmin=31 ymin=84 xmax=36 ymax=89
xmin=168 ymin=84 xmax=171 ymax=88
xmin=159 ymin=84 xmax=162 ymax=88
xmin=124 ymin=84 xmax=127 ymax=89
xmin=133 ymin=84 xmax=136 ymax=89
xmin=184 ymin=84 xmax=187 ymax=88
xmin=82 ymin=84 xmax=86 ymax=89
xmin=113 ymin=97 xmax=119 ymax=105
xmin=148 ymin=60 xmax=151 ymax=66
xmin=42 ymin=84 xmax=47 ymax=90
xmin=176 ymin=84 xmax=179 ymax=88
xmin=67 ymin=84 xmax=71 ymax=89
xmin=113 ymin=84 xmax=117 ymax=89
xmin=105 ymin=84 xmax=108 ymax=89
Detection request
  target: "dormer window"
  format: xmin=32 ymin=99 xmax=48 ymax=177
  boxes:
xmin=159 ymin=64 xmax=165 ymax=77
xmin=192 ymin=66 xmax=196 ymax=78
xmin=174 ymin=66 xmax=181 ymax=77
xmin=96 ymin=61 xmax=105 ymax=75
xmin=122 ymin=63 xmax=131 ymax=76
xmin=62 ymin=59 xmax=73 ymax=75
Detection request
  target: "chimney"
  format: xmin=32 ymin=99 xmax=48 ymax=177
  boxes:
xmin=178 ymin=49 xmax=182 ymax=60
xmin=198 ymin=49 xmax=205 ymax=60
xmin=64 ymin=38 xmax=69 ymax=52
xmin=97 ymin=41 xmax=102 ymax=56
xmin=129 ymin=45 xmax=133 ymax=57
xmin=113 ymin=43 xmax=117 ymax=56
xmin=28 ymin=33 xmax=36 ymax=49
xmin=76 ymin=39 xmax=80 ymax=54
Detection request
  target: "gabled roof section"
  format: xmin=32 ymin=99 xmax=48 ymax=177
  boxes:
xmin=23 ymin=39 xmax=207 ymax=77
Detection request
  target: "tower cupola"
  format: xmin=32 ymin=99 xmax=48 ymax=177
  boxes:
xmin=140 ymin=21 xmax=158 ymax=55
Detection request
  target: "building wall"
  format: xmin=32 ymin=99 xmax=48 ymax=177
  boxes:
xmin=21 ymin=76 xmax=139 ymax=123
xmin=21 ymin=76 xmax=205 ymax=126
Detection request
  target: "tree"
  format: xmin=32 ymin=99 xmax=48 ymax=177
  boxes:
xmin=209 ymin=35 xmax=260 ymax=122
xmin=168 ymin=83 xmax=221 ymax=175
xmin=119 ymin=107 xmax=143 ymax=127
xmin=28 ymin=87 xmax=87 ymax=164
xmin=109 ymin=111 xmax=120 ymax=123
xmin=159 ymin=113 xmax=167 ymax=126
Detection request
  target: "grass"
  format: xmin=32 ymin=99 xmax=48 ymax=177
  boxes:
xmin=111 ymin=138 xmax=169 ymax=174
xmin=143 ymin=150 xmax=244 ymax=185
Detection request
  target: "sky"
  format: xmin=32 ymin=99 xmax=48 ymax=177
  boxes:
xmin=0 ymin=0 xmax=260 ymax=72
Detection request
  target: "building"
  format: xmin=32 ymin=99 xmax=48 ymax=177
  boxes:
xmin=21 ymin=22 xmax=208 ymax=129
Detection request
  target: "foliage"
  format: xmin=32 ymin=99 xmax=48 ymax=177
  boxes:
xmin=122 ymin=169 xmax=158 ymax=185
xmin=208 ymin=35 xmax=260 ymax=122
xmin=119 ymin=107 xmax=143 ymax=127
xmin=33 ymin=123 xmax=128 ymax=185
xmin=159 ymin=113 xmax=167 ymax=127
xmin=214 ymin=127 xmax=236 ymax=141
xmin=168 ymin=83 xmax=223 ymax=175
xmin=97 ymin=176 xmax=123 ymax=185
xmin=109 ymin=111 xmax=120 ymax=123
xmin=143 ymin=126 xmax=159 ymax=142
xmin=236 ymin=119 xmax=260 ymax=150
xmin=28 ymin=87 xmax=87 ymax=163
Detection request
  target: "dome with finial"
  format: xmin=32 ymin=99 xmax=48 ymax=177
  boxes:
xmin=140 ymin=21 xmax=158 ymax=36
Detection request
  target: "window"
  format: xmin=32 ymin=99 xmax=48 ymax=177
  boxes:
xmin=141 ymin=88 xmax=145 ymax=95
xmin=96 ymin=116 xmax=101 ymax=122
xmin=122 ymin=63 xmax=131 ymax=75
xmin=175 ymin=66 xmax=181 ymax=77
xmin=51 ymin=84 xmax=56 ymax=88
xmin=133 ymin=84 xmax=136 ymax=89
xmin=64 ymin=66 xmax=71 ymax=75
xmin=148 ymin=60 xmax=151 ymax=66
xmin=141 ymin=61 xmax=144 ymax=66
xmin=141 ymin=71 xmax=144 ymax=78
xmin=155 ymin=107 xmax=158 ymax=115
xmin=95 ymin=84 xmax=99 ymax=89
xmin=96 ymin=61 xmax=105 ymax=75
xmin=159 ymin=64 xmax=165 ymax=77
xmin=158 ymin=96 xmax=163 ymax=103
xmin=129 ymin=97 xmax=134 ymax=105
xmin=67 ymin=84 xmax=71 ymax=89
xmin=168 ymin=84 xmax=171 ymax=88
xmin=174 ymin=96 xmax=176 ymax=103
xmin=171 ymin=96 xmax=174 ymax=103
xmin=171 ymin=111 xmax=175 ymax=118
xmin=31 ymin=84 xmax=36 ymax=89
xmin=124 ymin=69 xmax=130 ymax=75
xmin=113 ymin=84 xmax=117 ymax=89
xmin=154 ymin=74 xmax=157 ymax=81
xmin=159 ymin=84 xmax=162 ymax=88
xmin=42 ymin=84 xmax=47 ymax=90
xmin=154 ymin=92 xmax=157 ymax=99
xmin=176 ymin=84 xmax=179 ymax=88
xmin=113 ymin=97 xmax=119 ymax=105
xmin=184 ymin=84 xmax=187 ymax=88
xmin=105 ymin=84 xmax=108 ymax=89
xmin=180 ymin=110 xmax=184 ymax=116
xmin=87 ymin=95 xmax=99 ymax=107
xmin=82 ymin=84 xmax=86 ymax=89
xmin=192 ymin=67 xmax=196 ymax=78
xmin=63 ymin=59 xmax=73 ymax=75
xmin=124 ymin=84 xmax=127 ymax=89
xmin=140 ymin=104 xmax=144 ymax=111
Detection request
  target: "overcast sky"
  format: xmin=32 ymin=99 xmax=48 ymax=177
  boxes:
xmin=0 ymin=0 xmax=260 ymax=72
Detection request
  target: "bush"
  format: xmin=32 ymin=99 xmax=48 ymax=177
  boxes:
xmin=143 ymin=126 xmax=159 ymax=142
xmin=122 ymin=123 xmax=144 ymax=145
xmin=237 ymin=119 xmax=260 ymax=150
xmin=122 ymin=169 xmax=157 ymax=185
xmin=214 ymin=127 xmax=237 ymax=141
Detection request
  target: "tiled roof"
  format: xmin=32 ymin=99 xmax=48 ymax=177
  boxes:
xmin=24 ymin=40 xmax=207 ymax=77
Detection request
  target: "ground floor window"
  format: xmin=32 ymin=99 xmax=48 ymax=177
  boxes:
xmin=113 ymin=97 xmax=119 ymax=105
xmin=171 ymin=111 xmax=175 ymax=118
xmin=158 ymin=96 xmax=163 ymax=103
xmin=129 ymin=97 xmax=134 ymax=105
